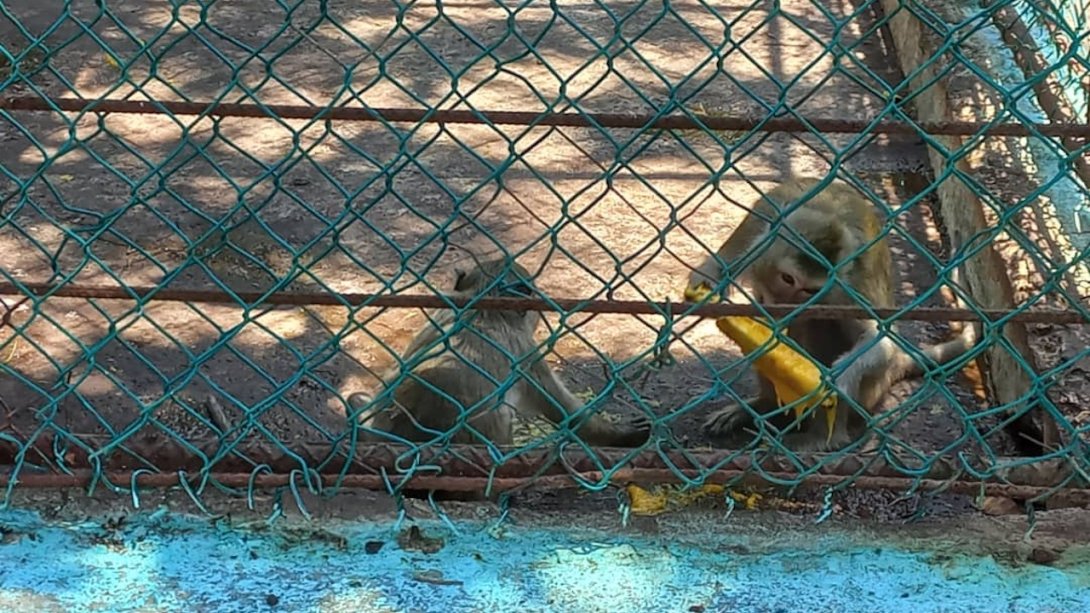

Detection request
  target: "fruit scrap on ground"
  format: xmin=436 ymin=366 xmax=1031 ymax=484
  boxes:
xmin=626 ymin=483 xmax=762 ymax=516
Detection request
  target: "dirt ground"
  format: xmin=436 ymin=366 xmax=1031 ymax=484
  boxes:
xmin=0 ymin=0 xmax=1077 ymax=519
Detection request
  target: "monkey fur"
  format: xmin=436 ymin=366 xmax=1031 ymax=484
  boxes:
xmin=689 ymin=177 xmax=1043 ymax=455
xmin=348 ymin=257 xmax=651 ymax=449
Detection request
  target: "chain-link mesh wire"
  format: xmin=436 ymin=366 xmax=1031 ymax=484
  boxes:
xmin=0 ymin=0 xmax=1088 ymax=513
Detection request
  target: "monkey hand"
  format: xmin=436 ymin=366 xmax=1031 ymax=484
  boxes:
xmin=703 ymin=401 xmax=757 ymax=437
xmin=575 ymin=412 xmax=652 ymax=447
xmin=615 ymin=413 xmax=653 ymax=447
xmin=716 ymin=316 xmax=837 ymax=444
xmin=347 ymin=392 xmax=373 ymax=410
xmin=684 ymin=280 xmax=720 ymax=304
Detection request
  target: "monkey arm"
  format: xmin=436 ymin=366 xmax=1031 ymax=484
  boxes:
xmin=690 ymin=248 xmax=728 ymax=291
xmin=399 ymin=311 xmax=455 ymax=363
xmin=522 ymin=358 xmax=650 ymax=447
xmin=689 ymin=239 xmax=741 ymax=292
xmin=524 ymin=358 xmax=587 ymax=417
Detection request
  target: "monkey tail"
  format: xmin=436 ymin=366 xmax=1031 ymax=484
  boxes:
xmin=900 ymin=262 xmax=981 ymax=381
xmin=900 ymin=322 xmax=979 ymax=381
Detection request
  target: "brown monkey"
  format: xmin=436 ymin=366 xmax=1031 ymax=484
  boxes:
xmin=349 ymin=257 xmax=651 ymax=448
xmin=686 ymin=177 xmax=1026 ymax=452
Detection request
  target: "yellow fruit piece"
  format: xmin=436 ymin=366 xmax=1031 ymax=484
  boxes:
xmin=685 ymin=282 xmax=836 ymax=444
xmin=103 ymin=53 xmax=121 ymax=71
xmin=715 ymin=316 xmax=837 ymax=444
xmin=684 ymin=282 xmax=720 ymax=304
xmin=626 ymin=483 xmax=668 ymax=516
xmin=625 ymin=483 xmax=762 ymax=516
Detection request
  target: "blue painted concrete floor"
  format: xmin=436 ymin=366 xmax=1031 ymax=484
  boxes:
xmin=0 ymin=506 xmax=1088 ymax=612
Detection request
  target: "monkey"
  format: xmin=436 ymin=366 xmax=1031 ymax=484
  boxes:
xmin=685 ymin=177 xmax=1040 ymax=453
xmin=347 ymin=257 xmax=651 ymax=449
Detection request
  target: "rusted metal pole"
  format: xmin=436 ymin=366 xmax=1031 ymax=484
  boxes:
xmin=3 ymin=95 xmax=1090 ymax=138
xmin=0 ymin=281 xmax=1086 ymax=324
xmin=2 ymin=464 xmax=1081 ymax=503
xmin=1 ymin=437 xmax=1083 ymax=493
xmin=3 ymin=465 xmax=1086 ymax=505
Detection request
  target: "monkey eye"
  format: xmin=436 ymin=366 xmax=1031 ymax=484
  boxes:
xmin=780 ymin=273 xmax=796 ymax=287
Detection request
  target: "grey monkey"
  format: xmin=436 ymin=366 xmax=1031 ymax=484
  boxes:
xmin=349 ymin=257 xmax=651 ymax=447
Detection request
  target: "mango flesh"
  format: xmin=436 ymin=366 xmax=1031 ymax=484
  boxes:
xmin=685 ymin=282 xmax=837 ymax=443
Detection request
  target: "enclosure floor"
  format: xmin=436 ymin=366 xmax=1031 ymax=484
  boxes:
xmin=0 ymin=508 xmax=1087 ymax=613
xmin=1 ymin=0 xmax=979 ymax=466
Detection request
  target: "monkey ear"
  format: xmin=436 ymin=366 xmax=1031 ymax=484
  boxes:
xmin=832 ymin=224 xmax=861 ymax=265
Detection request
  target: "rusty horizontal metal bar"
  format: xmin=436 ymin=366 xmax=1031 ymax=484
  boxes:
xmin=0 ymin=281 xmax=1085 ymax=324
xmin=1 ymin=435 xmax=1083 ymax=494
xmin=4 ymin=467 xmax=1087 ymax=505
xmin=0 ymin=470 xmax=550 ymax=493
xmin=3 ymin=95 xmax=1090 ymax=138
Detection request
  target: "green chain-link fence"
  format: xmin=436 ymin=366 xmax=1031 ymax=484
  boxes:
xmin=0 ymin=0 xmax=1088 ymax=517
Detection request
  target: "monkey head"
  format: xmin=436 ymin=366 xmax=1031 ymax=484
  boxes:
xmin=749 ymin=213 xmax=858 ymax=304
xmin=451 ymin=258 xmax=541 ymax=329
xmin=453 ymin=258 xmax=537 ymax=298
